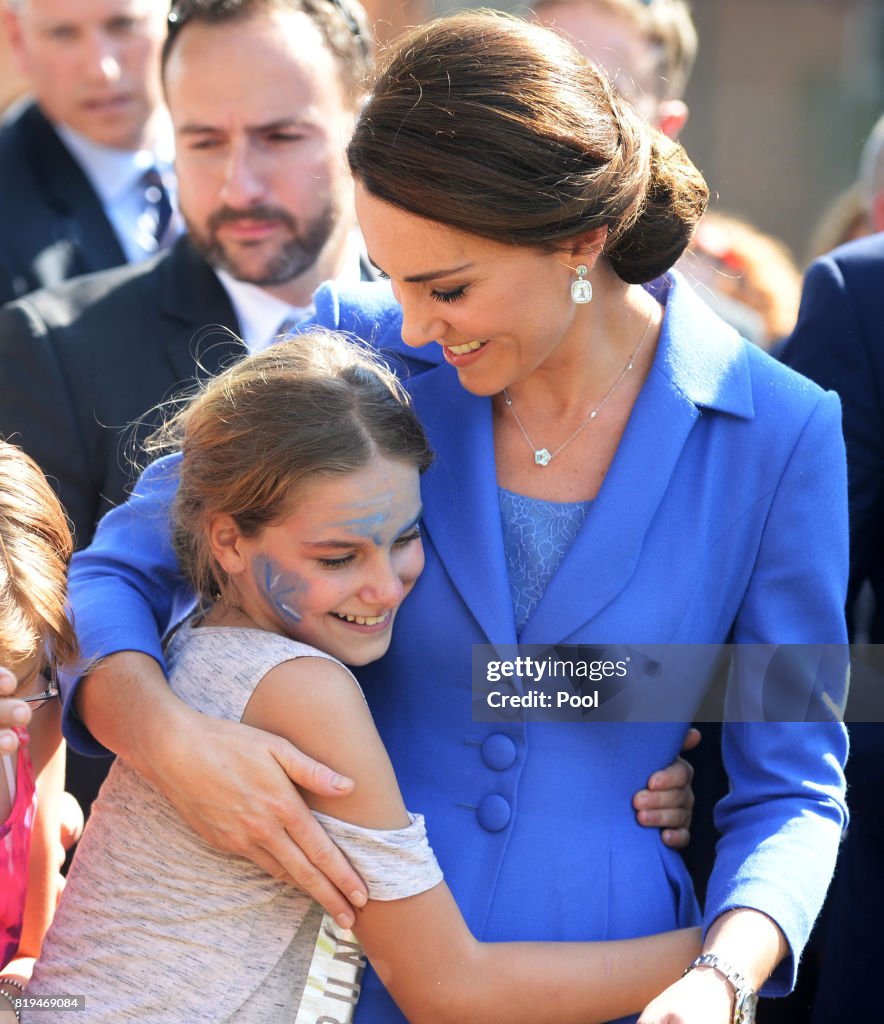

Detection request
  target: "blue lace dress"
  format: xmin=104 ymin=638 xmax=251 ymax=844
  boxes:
xmin=498 ymin=487 xmax=591 ymax=636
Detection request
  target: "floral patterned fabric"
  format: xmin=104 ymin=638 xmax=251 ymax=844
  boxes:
xmin=498 ymin=487 xmax=591 ymax=636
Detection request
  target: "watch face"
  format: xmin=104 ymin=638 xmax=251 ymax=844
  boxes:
xmin=735 ymin=989 xmax=758 ymax=1024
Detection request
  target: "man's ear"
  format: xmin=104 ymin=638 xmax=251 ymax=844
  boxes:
xmin=208 ymin=513 xmax=248 ymax=576
xmin=3 ymin=8 xmax=30 ymax=77
xmin=872 ymin=192 xmax=884 ymax=235
xmin=656 ymin=99 xmax=689 ymax=141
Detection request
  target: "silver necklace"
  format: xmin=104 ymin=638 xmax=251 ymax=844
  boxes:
xmin=502 ymin=310 xmax=654 ymax=467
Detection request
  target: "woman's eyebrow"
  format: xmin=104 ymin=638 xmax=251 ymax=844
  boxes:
xmin=368 ymin=255 xmax=473 ymax=283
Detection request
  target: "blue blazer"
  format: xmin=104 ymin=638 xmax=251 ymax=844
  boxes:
xmin=66 ymin=272 xmax=849 ymax=1023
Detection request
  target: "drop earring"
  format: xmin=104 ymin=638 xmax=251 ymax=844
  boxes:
xmin=571 ymin=264 xmax=593 ymax=304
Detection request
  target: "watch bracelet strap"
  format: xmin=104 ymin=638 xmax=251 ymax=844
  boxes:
xmin=0 ymin=976 xmax=23 ymax=1022
xmin=683 ymin=953 xmax=755 ymax=1022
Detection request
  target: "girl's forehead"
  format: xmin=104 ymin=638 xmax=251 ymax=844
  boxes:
xmin=280 ymin=458 xmax=422 ymax=531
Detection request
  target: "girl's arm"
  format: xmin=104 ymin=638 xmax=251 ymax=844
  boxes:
xmin=242 ymin=657 xmax=701 ymax=1024
xmin=3 ymin=699 xmax=64 ymax=983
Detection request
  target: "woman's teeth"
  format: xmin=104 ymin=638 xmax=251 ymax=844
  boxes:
xmin=448 ymin=340 xmax=487 ymax=355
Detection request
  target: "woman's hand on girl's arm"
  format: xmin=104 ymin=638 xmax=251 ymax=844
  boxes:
xmin=75 ymin=651 xmax=368 ymax=927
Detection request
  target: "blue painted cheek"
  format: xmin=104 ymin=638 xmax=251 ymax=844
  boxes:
xmin=253 ymin=555 xmax=307 ymax=626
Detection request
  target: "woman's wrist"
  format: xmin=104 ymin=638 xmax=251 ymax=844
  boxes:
xmin=76 ymin=652 xmax=187 ymax=780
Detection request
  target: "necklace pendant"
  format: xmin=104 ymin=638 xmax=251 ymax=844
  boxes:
xmin=534 ymin=448 xmax=552 ymax=467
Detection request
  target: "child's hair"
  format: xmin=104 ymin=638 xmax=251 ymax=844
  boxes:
xmin=148 ymin=332 xmax=434 ymax=606
xmin=0 ymin=440 xmax=78 ymax=675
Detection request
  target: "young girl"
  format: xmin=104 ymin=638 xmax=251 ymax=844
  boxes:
xmin=28 ymin=334 xmax=698 ymax=1022
xmin=0 ymin=441 xmax=74 ymax=1008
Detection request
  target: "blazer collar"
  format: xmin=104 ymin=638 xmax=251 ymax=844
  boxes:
xmin=157 ymin=235 xmax=245 ymax=380
xmin=410 ymin=271 xmax=756 ymax=645
xmin=650 ymin=271 xmax=754 ymax=419
xmin=22 ymin=103 xmax=127 ymax=265
xmin=410 ymin=365 xmax=518 ymax=643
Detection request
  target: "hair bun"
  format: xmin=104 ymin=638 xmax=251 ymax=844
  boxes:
xmin=606 ymin=129 xmax=709 ymax=284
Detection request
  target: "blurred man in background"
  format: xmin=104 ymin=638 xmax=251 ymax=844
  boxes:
xmin=0 ymin=0 xmax=174 ymax=304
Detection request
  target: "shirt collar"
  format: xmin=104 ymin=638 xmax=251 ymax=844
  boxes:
xmin=54 ymin=110 xmax=175 ymax=205
xmin=215 ymin=231 xmax=367 ymax=354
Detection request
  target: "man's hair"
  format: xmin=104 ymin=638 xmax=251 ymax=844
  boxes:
xmin=163 ymin=0 xmax=373 ymax=102
xmin=532 ymin=0 xmax=698 ymax=102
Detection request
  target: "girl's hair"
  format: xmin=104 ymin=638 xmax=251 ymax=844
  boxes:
xmin=0 ymin=440 xmax=78 ymax=672
xmin=148 ymin=332 xmax=433 ymax=606
xmin=347 ymin=10 xmax=709 ymax=284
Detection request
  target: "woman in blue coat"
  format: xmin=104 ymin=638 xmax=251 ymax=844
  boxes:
xmin=65 ymin=13 xmax=848 ymax=1023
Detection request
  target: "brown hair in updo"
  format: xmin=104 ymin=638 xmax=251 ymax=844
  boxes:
xmin=146 ymin=333 xmax=433 ymax=607
xmin=347 ymin=10 xmax=708 ymax=284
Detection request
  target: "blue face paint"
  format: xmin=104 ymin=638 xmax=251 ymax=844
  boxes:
xmin=253 ymin=554 xmax=307 ymax=627
xmin=329 ymin=500 xmax=393 ymax=547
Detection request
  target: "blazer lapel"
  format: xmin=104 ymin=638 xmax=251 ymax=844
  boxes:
xmin=157 ymin=237 xmax=245 ymax=382
xmin=409 ymin=365 xmax=518 ymax=644
xmin=521 ymin=273 xmax=755 ymax=644
xmin=24 ymin=104 xmax=127 ymax=273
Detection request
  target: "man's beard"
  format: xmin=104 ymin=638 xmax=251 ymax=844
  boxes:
xmin=186 ymin=201 xmax=338 ymax=286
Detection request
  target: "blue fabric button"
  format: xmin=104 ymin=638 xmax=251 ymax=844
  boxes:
xmin=477 ymin=794 xmax=511 ymax=832
xmin=481 ymin=733 xmax=517 ymax=771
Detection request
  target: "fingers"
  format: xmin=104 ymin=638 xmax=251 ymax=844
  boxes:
xmin=276 ymin=743 xmax=355 ymax=798
xmin=634 ymin=748 xmax=695 ymax=840
xmin=660 ymin=827 xmax=691 ymax=849
xmin=152 ymin=716 xmax=370 ymax=928
xmin=634 ymin=801 xmax=692 ymax=829
xmin=680 ymin=726 xmax=702 ymax=752
xmin=647 ymin=754 xmax=694 ymax=794
xmin=269 ymin=745 xmax=368 ymax=915
xmin=59 ymin=791 xmax=85 ymax=851
xmin=0 ymin=668 xmax=30 ymax=754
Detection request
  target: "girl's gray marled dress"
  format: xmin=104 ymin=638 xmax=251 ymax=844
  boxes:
xmin=26 ymin=620 xmax=442 ymax=1023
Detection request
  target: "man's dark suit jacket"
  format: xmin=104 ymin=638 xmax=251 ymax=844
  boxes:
xmin=0 ymin=101 xmax=128 ymax=306
xmin=0 ymin=235 xmax=245 ymax=549
xmin=782 ymin=232 xmax=884 ymax=641
xmin=781 ymin=232 xmax=884 ymax=1024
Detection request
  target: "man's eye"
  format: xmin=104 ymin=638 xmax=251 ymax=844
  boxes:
xmin=107 ymin=16 xmax=138 ymax=33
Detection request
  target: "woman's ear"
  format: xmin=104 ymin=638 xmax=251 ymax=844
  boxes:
xmin=570 ymin=225 xmax=609 ymax=270
xmin=208 ymin=513 xmax=248 ymax=576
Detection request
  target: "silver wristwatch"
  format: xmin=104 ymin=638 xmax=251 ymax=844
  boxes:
xmin=683 ymin=953 xmax=758 ymax=1024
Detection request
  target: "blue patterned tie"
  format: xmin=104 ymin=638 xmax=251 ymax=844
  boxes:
xmin=140 ymin=166 xmax=173 ymax=248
